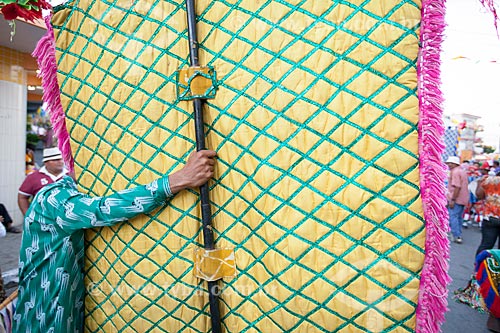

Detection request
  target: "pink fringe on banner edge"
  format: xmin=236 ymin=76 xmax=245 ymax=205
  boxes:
xmin=32 ymin=15 xmax=74 ymax=173
xmin=416 ymin=1 xmax=451 ymax=333
xmin=480 ymin=0 xmax=500 ymax=35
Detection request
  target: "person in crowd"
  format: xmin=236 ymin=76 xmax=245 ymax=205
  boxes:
xmin=0 ymin=203 xmax=20 ymax=233
xmin=13 ymin=149 xmax=217 ymax=333
xmin=463 ymin=161 xmax=480 ymax=227
xmin=486 ymin=161 xmax=497 ymax=176
xmin=17 ymin=147 xmax=67 ymax=216
xmin=25 ymin=144 xmax=36 ymax=175
xmin=475 ymin=170 xmax=500 ymax=256
xmin=467 ymin=163 xmax=489 ymax=227
xmin=494 ymin=160 xmax=500 ymax=176
xmin=480 ymin=162 xmax=491 ymax=176
xmin=446 ymin=156 xmax=469 ymax=243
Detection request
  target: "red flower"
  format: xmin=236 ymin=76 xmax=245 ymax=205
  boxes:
xmin=15 ymin=5 xmax=41 ymax=21
xmin=1 ymin=3 xmax=24 ymax=20
xmin=0 ymin=0 xmax=51 ymax=22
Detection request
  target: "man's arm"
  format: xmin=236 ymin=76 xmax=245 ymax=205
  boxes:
xmin=17 ymin=193 xmax=31 ymax=216
xmin=448 ymin=186 xmax=460 ymax=208
xmin=51 ymin=150 xmax=217 ymax=232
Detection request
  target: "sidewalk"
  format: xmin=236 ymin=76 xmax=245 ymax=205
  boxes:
xmin=0 ymin=228 xmax=22 ymax=296
xmin=0 ymin=223 xmax=493 ymax=331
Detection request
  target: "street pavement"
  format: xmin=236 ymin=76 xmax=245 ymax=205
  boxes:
xmin=0 ymin=228 xmax=22 ymax=296
xmin=442 ymin=224 xmax=491 ymax=333
xmin=0 ymin=222 xmax=493 ymax=332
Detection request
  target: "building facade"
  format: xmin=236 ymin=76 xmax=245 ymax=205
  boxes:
xmin=0 ymin=19 xmax=45 ymax=224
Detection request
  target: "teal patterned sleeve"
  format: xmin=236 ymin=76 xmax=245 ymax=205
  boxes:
xmin=46 ymin=176 xmax=173 ymax=233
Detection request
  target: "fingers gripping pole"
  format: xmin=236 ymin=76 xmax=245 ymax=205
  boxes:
xmin=185 ymin=1 xmax=222 ymax=332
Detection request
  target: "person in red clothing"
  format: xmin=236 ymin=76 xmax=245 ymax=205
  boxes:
xmin=17 ymin=147 xmax=67 ymax=216
xmin=475 ymin=173 xmax=500 ymax=256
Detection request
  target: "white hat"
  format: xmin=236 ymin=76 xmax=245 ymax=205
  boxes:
xmin=43 ymin=147 xmax=62 ymax=163
xmin=445 ymin=156 xmax=460 ymax=165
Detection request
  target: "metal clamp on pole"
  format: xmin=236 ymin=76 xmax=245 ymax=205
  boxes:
xmin=193 ymin=247 xmax=236 ymax=282
xmin=176 ymin=66 xmax=217 ymax=101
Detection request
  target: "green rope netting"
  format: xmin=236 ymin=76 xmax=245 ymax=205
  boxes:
xmin=52 ymin=0 xmax=424 ymax=331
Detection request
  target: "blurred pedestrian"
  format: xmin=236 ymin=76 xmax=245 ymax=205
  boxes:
xmin=25 ymin=144 xmax=36 ymax=175
xmin=446 ymin=156 xmax=469 ymax=243
xmin=0 ymin=203 xmax=20 ymax=233
xmin=494 ymin=160 xmax=500 ymax=175
xmin=475 ymin=173 xmax=500 ymax=256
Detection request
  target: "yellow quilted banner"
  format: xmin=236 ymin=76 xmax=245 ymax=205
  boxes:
xmin=50 ymin=0 xmax=434 ymax=331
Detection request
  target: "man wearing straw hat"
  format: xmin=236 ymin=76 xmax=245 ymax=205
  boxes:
xmin=17 ymin=147 xmax=67 ymax=217
xmin=445 ymin=156 xmax=469 ymax=244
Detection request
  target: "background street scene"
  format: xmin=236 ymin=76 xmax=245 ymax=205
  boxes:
xmin=0 ymin=0 xmax=500 ymax=332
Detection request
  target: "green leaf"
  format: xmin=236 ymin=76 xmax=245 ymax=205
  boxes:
xmin=0 ymin=0 xmax=19 ymax=5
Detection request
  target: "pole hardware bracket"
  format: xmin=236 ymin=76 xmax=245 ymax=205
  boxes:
xmin=193 ymin=247 xmax=236 ymax=282
xmin=176 ymin=66 xmax=217 ymax=101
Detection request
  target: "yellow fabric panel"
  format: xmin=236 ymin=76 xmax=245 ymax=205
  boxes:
xmin=53 ymin=0 xmax=424 ymax=331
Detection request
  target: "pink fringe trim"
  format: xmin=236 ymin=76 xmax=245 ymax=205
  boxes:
xmin=480 ymin=0 xmax=500 ymax=35
xmin=416 ymin=1 xmax=450 ymax=333
xmin=32 ymin=15 xmax=74 ymax=173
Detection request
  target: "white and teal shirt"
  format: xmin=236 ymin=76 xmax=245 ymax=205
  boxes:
xmin=13 ymin=175 xmax=173 ymax=333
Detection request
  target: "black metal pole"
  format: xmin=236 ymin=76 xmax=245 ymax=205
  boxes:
xmin=185 ymin=1 xmax=222 ymax=332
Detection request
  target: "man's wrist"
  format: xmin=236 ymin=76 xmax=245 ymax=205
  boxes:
xmin=163 ymin=176 xmax=173 ymax=197
xmin=168 ymin=172 xmax=189 ymax=195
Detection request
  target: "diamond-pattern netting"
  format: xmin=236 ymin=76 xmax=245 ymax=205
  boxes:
xmin=52 ymin=0 xmax=424 ymax=331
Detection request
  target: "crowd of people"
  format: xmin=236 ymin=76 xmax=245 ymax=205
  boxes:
xmin=445 ymin=157 xmax=500 ymax=244
xmin=448 ymin=156 xmax=500 ymax=331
